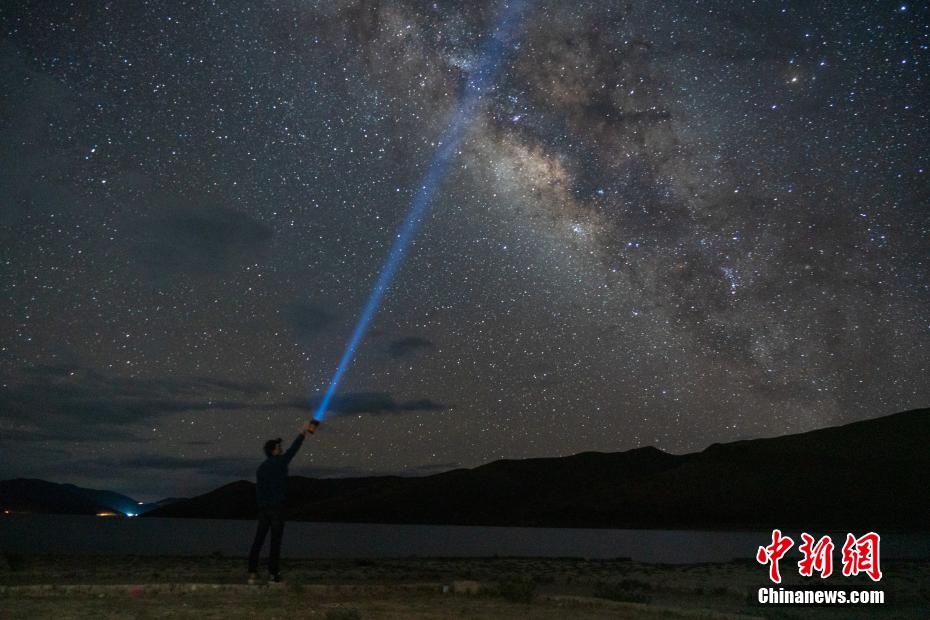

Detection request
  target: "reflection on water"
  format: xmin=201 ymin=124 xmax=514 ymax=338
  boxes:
xmin=2 ymin=514 xmax=928 ymax=563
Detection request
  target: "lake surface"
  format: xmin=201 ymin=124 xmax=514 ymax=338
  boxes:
xmin=2 ymin=515 xmax=928 ymax=564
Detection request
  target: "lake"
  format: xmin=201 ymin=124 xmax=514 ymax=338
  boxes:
xmin=2 ymin=515 xmax=928 ymax=564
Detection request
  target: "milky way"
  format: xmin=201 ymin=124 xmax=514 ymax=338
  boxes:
xmin=1 ymin=1 xmax=927 ymax=499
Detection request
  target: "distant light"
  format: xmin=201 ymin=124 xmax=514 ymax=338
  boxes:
xmin=138 ymin=501 xmax=144 ymax=505
xmin=126 ymin=512 xmax=137 ymax=518
xmin=96 ymin=511 xmax=120 ymax=517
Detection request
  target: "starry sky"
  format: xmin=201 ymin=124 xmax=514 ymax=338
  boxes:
xmin=1 ymin=1 xmax=927 ymax=500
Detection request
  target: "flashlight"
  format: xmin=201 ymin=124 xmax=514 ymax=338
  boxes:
xmin=306 ymin=419 xmax=320 ymax=434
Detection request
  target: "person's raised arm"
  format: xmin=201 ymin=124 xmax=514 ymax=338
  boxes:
xmin=282 ymin=421 xmax=319 ymax=464
xmin=282 ymin=432 xmax=305 ymax=465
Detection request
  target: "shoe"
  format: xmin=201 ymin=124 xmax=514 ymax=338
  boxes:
xmin=248 ymin=573 xmax=259 ymax=585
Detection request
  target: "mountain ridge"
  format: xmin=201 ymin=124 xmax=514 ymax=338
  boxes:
xmin=4 ymin=409 xmax=926 ymax=528
xmin=0 ymin=479 xmax=180 ymax=516
xmin=145 ymin=408 xmax=929 ymax=529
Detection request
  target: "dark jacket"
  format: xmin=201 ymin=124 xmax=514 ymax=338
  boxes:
xmin=256 ymin=433 xmax=304 ymax=509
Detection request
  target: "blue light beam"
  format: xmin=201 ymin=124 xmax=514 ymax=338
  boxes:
xmin=313 ymin=2 xmax=529 ymax=421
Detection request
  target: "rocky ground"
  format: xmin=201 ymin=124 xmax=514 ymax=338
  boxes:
xmin=1 ymin=555 xmax=927 ymax=618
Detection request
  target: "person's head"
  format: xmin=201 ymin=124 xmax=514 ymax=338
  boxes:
xmin=263 ymin=438 xmax=283 ymax=458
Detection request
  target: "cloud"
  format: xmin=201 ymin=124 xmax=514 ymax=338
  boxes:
xmin=1 ymin=365 xmax=449 ymax=447
xmin=284 ymin=301 xmax=339 ymax=342
xmin=301 ymin=464 xmax=386 ymax=478
xmin=309 ymin=392 xmax=448 ymax=416
xmin=0 ymin=41 xmax=83 ymax=224
xmin=387 ymin=336 xmax=434 ymax=358
xmin=0 ymin=425 xmax=153 ymax=444
xmin=0 ymin=364 xmax=288 ymax=433
xmin=64 ymin=456 xmax=461 ymax=482
xmin=306 ymin=462 xmax=460 ymax=478
xmin=131 ymin=200 xmax=273 ymax=278
xmin=75 ymin=454 xmax=257 ymax=477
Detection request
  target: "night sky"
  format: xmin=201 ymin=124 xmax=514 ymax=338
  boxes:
xmin=1 ymin=1 xmax=927 ymax=500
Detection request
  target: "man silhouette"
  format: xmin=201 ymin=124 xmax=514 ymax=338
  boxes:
xmin=248 ymin=420 xmax=318 ymax=584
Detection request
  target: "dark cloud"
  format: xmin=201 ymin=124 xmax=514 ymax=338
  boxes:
xmin=0 ymin=41 xmax=81 ymax=224
xmin=0 ymin=426 xmax=153 ymax=444
xmin=387 ymin=336 xmax=434 ymax=358
xmin=306 ymin=462 xmax=460 ymax=478
xmin=65 ymin=457 xmax=460 ymax=481
xmin=131 ymin=200 xmax=273 ymax=278
xmin=0 ymin=364 xmax=290 ymax=430
xmin=75 ymin=454 xmax=257 ymax=478
xmin=310 ymin=392 xmax=448 ymax=417
xmin=0 ymin=365 xmax=448 ymax=451
xmin=284 ymin=301 xmax=339 ymax=342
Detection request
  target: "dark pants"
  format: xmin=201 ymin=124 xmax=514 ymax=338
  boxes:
xmin=248 ymin=506 xmax=285 ymax=575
